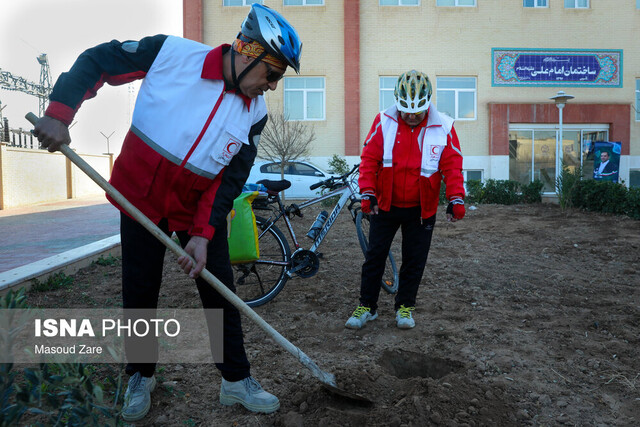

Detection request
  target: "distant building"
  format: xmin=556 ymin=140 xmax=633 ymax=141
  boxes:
xmin=184 ymin=0 xmax=640 ymax=193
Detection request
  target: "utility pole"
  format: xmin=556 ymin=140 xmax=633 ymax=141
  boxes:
xmin=100 ymin=131 xmax=115 ymax=155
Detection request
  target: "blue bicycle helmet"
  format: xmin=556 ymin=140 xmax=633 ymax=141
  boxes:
xmin=240 ymin=3 xmax=302 ymax=73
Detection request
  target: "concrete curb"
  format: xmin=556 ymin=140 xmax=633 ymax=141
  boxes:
xmin=0 ymin=235 xmax=121 ymax=294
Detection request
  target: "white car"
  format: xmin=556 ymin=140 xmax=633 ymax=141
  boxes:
xmin=246 ymin=160 xmax=336 ymax=199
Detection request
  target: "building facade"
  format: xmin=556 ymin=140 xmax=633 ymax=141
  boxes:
xmin=184 ymin=0 xmax=640 ymax=192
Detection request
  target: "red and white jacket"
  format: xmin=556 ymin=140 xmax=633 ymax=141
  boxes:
xmin=359 ymin=104 xmax=465 ymax=219
xmin=45 ymin=35 xmax=267 ymax=240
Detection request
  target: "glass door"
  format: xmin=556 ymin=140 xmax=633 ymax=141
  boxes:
xmin=533 ymin=130 xmax=557 ymax=192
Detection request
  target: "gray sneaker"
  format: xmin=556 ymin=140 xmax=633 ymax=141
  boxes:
xmin=396 ymin=305 xmax=416 ymax=329
xmin=345 ymin=305 xmax=378 ymax=329
xmin=121 ymin=372 xmax=156 ymax=422
xmin=220 ymin=376 xmax=280 ymax=413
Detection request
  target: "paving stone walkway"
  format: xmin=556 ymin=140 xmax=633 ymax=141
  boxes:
xmin=0 ymin=196 xmax=120 ymax=272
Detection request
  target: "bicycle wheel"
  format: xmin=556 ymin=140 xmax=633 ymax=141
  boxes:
xmin=233 ymin=216 xmax=291 ymax=307
xmin=355 ymin=211 xmax=399 ymax=294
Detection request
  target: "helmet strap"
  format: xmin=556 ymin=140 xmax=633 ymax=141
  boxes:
xmin=230 ymin=48 xmax=268 ymax=90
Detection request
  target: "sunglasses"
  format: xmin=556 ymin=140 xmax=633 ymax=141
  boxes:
xmin=264 ymin=62 xmax=285 ymax=83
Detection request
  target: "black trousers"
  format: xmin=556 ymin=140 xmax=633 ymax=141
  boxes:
xmin=120 ymin=213 xmax=250 ymax=381
xmin=359 ymin=206 xmax=435 ymax=313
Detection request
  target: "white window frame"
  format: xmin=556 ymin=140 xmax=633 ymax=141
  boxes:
xmin=436 ymin=76 xmax=477 ymax=121
xmin=223 ymin=0 xmax=261 ymax=6
xmin=523 ymin=0 xmax=548 ymax=8
xmin=284 ymin=77 xmax=326 ymax=121
xmin=379 ymin=77 xmax=397 ymax=112
xmin=379 ymin=0 xmax=421 ymax=6
xmin=463 ymin=170 xmax=484 ymax=192
xmin=436 ymin=0 xmax=476 ymax=6
xmin=636 ymin=79 xmax=640 ymax=121
xmin=284 ymin=0 xmax=324 ymax=5
xmin=564 ymin=0 xmax=589 ymax=8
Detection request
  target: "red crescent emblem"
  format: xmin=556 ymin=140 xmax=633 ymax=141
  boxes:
xmin=226 ymin=141 xmax=239 ymax=153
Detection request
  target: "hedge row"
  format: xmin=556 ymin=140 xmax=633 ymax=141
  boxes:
xmin=570 ymin=180 xmax=640 ymax=220
xmin=440 ymin=179 xmax=544 ymax=205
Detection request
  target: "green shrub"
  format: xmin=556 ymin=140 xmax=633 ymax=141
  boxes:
xmin=520 ymin=180 xmax=544 ymax=204
xmin=94 ymin=255 xmax=119 ymax=266
xmin=571 ymin=179 xmax=639 ymax=219
xmin=0 ymin=289 xmax=122 ymax=426
xmin=625 ymin=188 xmax=640 ymax=220
xmin=482 ymin=179 xmax=521 ymax=205
xmin=555 ymin=162 xmax=583 ymax=210
xmin=465 ymin=180 xmax=484 ymax=204
xmin=326 ymin=154 xmax=349 ymax=175
xmin=29 ymin=272 xmax=73 ymax=293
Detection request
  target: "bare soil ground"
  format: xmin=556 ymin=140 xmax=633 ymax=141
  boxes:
xmin=26 ymin=203 xmax=640 ymax=426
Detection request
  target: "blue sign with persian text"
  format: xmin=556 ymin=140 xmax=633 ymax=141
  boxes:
xmin=492 ymin=49 xmax=622 ymax=87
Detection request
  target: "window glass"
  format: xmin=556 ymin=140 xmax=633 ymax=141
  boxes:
xmin=636 ymin=79 xmax=640 ymax=121
xmin=379 ymin=77 xmax=397 ymax=111
xmin=458 ymin=91 xmax=475 ymax=119
xmin=285 ymin=91 xmax=304 ymax=120
xmin=509 ymin=130 xmax=534 ymax=189
xmin=466 ymin=170 xmax=482 ymax=181
xmin=262 ymin=163 xmax=282 ymax=174
xmin=437 ymin=0 xmax=475 ymax=5
xmin=306 ymin=92 xmax=324 ymax=119
xmin=224 ymin=0 xmax=261 ymax=5
xmin=284 ymin=77 xmax=325 ymax=120
xmin=524 ymin=0 xmax=547 ymax=6
xmin=436 ymin=90 xmax=455 ymax=119
xmin=565 ymin=0 xmax=589 ymax=8
xmin=292 ymin=163 xmax=321 ymax=176
xmin=380 ymin=0 xmax=419 ymax=4
xmin=436 ymin=77 xmax=476 ymax=120
xmin=630 ymin=170 xmax=640 ymax=188
xmin=284 ymin=0 xmax=324 ymax=5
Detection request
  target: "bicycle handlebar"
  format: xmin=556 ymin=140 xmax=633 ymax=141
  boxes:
xmin=309 ymin=163 xmax=360 ymax=191
xmin=309 ymin=180 xmax=328 ymax=190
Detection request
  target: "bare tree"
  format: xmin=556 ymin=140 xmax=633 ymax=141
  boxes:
xmin=258 ymin=102 xmax=316 ymax=201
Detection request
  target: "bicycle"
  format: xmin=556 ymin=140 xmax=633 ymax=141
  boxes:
xmin=233 ymin=164 xmax=399 ymax=307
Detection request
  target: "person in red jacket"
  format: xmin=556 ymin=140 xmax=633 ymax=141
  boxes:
xmin=33 ymin=4 xmax=301 ymax=422
xmin=345 ymin=70 xmax=466 ymax=330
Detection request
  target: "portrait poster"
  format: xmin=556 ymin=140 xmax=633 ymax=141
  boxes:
xmin=592 ymin=141 xmax=621 ymax=182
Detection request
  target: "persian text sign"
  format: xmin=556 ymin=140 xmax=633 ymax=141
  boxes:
xmin=492 ymin=49 xmax=622 ymax=87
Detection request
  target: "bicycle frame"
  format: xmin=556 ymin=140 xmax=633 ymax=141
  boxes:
xmin=287 ymin=184 xmax=360 ymax=253
xmin=254 ymin=173 xmax=361 ymax=272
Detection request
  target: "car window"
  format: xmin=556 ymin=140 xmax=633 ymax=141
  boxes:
xmin=261 ymin=163 xmax=281 ymax=174
xmin=292 ymin=163 xmax=322 ymax=176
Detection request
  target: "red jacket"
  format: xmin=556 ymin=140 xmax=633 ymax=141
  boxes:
xmin=359 ymin=105 xmax=465 ymax=219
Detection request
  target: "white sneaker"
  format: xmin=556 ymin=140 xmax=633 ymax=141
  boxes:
xmin=220 ymin=376 xmax=280 ymax=413
xmin=121 ymin=372 xmax=156 ymax=422
xmin=345 ymin=306 xmax=378 ymax=329
xmin=396 ymin=305 xmax=415 ymax=329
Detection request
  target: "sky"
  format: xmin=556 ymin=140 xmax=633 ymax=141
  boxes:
xmin=0 ymin=0 xmax=183 ymax=154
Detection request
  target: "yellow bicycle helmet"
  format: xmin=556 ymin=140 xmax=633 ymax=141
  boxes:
xmin=394 ymin=70 xmax=432 ymax=114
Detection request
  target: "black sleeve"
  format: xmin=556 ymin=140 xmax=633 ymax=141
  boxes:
xmin=207 ymin=114 xmax=268 ymax=229
xmin=49 ymin=34 xmax=168 ymax=111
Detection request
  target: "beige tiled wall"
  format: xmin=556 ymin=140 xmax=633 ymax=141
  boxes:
xmin=0 ymin=145 xmax=111 ymax=209
xmin=202 ymin=1 xmax=639 ymax=172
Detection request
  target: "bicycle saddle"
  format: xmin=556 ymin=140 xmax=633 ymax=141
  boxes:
xmin=256 ymin=179 xmax=291 ymax=193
